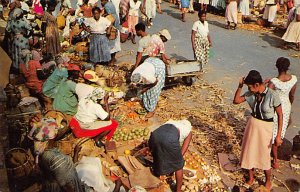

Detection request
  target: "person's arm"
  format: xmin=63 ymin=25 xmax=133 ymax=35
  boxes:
xmin=181 ymin=132 xmax=192 ymax=156
xmin=140 ymin=79 xmax=158 ymax=93
xmin=208 ymin=33 xmax=212 ymax=47
xmin=139 ymin=5 xmax=148 ymax=19
xmin=191 ymin=30 xmax=196 ymax=58
xmin=289 ymin=83 xmax=297 ymax=104
xmin=233 ymin=77 xmax=246 ymax=104
xmin=274 ymin=105 xmax=283 ymax=146
xmin=161 ymin=53 xmax=169 ymax=64
xmin=135 ymin=52 xmax=143 ymax=68
xmin=81 ymin=22 xmax=91 ymax=33
xmin=102 ymin=93 xmax=111 ymax=120
xmin=268 ymin=81 xmax=275 ymax=89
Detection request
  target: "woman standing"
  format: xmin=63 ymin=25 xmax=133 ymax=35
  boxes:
xmin=76 ymin=0 xmax=93 ymax=18
xmin=233 ymin=70 xmax=283 ymax=190
xmin=6 ymin=8 xmax=32 ymax=73
xmin=225 ymin=0 xmax=238 ymax=29
xmin=199 ymin=0 xmax=209 ymax=12
xmin=130 ymin=57 xmax=165 ymax=118
xmin=282 ymin=5 xmax=300 ymax=50
xmin=42 ymin=5 xmax=61 ymax=55
xmin=239 ymin=0 xmax=250 ymax=23
xmin=84 ymin=7 xmax=112 ymax=64
xmin=142 ymin=0 xmax=156 ymax=27
xmin=148 ymin=119 xmax=192 ymax=192
xmin=191 ymin=11 xmax=212 ymax=72
xmin=268 ymin=57 xmax=297 ymax=169
xmin=127 ymin=0 xmax=146 ymax=43
xmin=180 ymin=0 xmax=190 ymax=22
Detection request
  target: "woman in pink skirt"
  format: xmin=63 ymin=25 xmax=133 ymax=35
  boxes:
xmin=127 ymin=0 xmax=147 ymax=43
xmin=233 ymin=70 xmax=283 ymax=191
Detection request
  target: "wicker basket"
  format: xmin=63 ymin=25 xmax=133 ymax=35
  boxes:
xmin=5 ymin=148 xmax=34 ymax=179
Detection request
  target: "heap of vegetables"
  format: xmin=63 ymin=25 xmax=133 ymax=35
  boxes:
xmin=113 ymin=128 xmax=150 ymax=142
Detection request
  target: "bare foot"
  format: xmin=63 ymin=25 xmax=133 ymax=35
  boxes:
xmin=272 ymin=160 xmax=279 ymax=169
xmin=265 ymin=181 xmax=272 ymax=191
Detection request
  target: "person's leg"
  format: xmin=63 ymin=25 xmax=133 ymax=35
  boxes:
xmin=264 ymin=169 xmax=272 ymax=190
xmin=272 ymin=144 xmax=279 ymax=169
xmin=247 ymin=168 xmax=255 ymax=185
xmin=181 ymin=12 xmax=186 ymax=22
xmin=175 ymin=169 xmax=183 ymax=192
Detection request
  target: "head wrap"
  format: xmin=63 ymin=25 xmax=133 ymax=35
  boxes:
xmin=131 ymin=73 xmax=142 ymax=84
xmin=12 ymin=8 xmax=23 ymax=19
xmin=21 ymin=49 xmax=32 ymax=69
xmin=32 ymin=50 xmax=42 ymax=61
xmin=85 ymin=87 xmax=105 ymax=103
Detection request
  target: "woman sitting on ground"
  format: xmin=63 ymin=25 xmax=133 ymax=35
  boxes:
xmin=71 ymin=88 xmax=118 ymax=147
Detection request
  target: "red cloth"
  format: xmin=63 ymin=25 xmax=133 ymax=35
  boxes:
xmin=19 ymin=60 xmax=43 ymax=94
xmin=70 ymin=118 xmax=118 ymax=140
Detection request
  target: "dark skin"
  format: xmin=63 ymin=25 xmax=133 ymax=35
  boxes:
xmin=191 ymin=13 xmax=212 ymax=59
xmin=268 ymin=68 xmax=297 ymax=169
xmin=233 ymin=77 xmax=283 ymax=190
xmin=134 ymin=29 xmax=148 ymax=68
xmin=172 ymin=132 xmax=193 ymax=192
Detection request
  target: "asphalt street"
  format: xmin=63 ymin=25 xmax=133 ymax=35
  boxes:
xmin=120 ymin=2 xmax=300 ymax=142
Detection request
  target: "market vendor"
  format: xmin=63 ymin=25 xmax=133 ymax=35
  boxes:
xmin=130 ymin=57 xmax=165 ymax=118
xmin=70 ymin=87 xmax=118 ymax=147
xmin=148 ymin=119 xmax=193 ymax=192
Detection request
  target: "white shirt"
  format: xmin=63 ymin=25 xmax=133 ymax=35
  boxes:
xmin=192 ymin=20 xmax=209 ymax=38
xmin=165 ymin=120 xmax=192 ymax=143
xmin=85 ymin=17 xmax=111 ymax=34
xmin=132 ymin=61 xmax=156 ymax=84
xmin=137 ymin=34 xmax=151 ymax=56
xmin=75 ymin=98 xmax=109 ymax=123
xmin=129 ymin=0 xmax=141 ymax=16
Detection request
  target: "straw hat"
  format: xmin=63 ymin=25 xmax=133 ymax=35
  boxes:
xmin=84 ymin=70 xmax=99 ymax=82
xmin=158 ymin=29 xmax=171 ymax=40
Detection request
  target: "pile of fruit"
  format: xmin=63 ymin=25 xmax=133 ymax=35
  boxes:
xmin=112 ymin=128 xmax=150 ymax=142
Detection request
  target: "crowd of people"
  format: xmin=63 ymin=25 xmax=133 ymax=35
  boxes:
xmin=0 ymin=0 xmax=299 ymax=191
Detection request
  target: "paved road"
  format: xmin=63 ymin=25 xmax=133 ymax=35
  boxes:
xmin=124 ymin=2 xmax=300 ymax=142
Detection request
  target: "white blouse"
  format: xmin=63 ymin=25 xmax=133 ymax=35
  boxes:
xmin=85 ymin=17 xmax=111 ymax=34
xmin=129 ymin=0 xmax=141 ymax=16
xmin=192 ymin=20 xmax=209 ymax=38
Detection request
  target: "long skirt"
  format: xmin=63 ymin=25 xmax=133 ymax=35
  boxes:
xmin=109 ymin=30 xmax=122 ymax=54
xmin=148 ymin=124 xmax=184 ymax=176
xmin=263 ymin=4 xmax=277 ymax=22
xmin=140 ymin=57 xmax=165 ymax=112
xmin=89 ymin=34 xmax=111 ymax=63
xmin=282 ymin=21 xmax=300 ymax=43
xmin=194 ymin=35 xmax=209 ymax=71
xmin=11 ymin=34 xmax=30 ymax=70
xmin=145 ymin=0 xmax=156 ymax=19
xmin=239 ymin=0 xmax=250 ymax=16
xmin=45 ymin=24 xmax=61 ymax=56
xmin=240 ymin=117 xmax=273 ymax=170
xmin=225 ymin=1 xmax=238 ymax=23
xmin=70 ymin=118 xmax=118 ymax=140
xmin=128 ymin=15 xmax=139 ymax=35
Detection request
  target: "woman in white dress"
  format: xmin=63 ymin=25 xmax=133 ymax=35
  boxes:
xmin=268 ymin=57 xmax=297 ymax=169
xmin=142 ymin=0 xmax=156 ymax=27
xmin=282 ymin=5 xmax=300 ymax=50
xmin=239 ymin=0 xmax=250 ymax=23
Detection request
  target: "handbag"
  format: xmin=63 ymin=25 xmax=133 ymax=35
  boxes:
xmin=106 ymin=25 xmax=118 ymax=40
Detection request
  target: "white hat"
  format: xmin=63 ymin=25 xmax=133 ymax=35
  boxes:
xmin=158 ymin=29 xmax=171 ymax=41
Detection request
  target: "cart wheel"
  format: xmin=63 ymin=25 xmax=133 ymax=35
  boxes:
xmin=182 ymin=76 xmax=193 ymax=86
